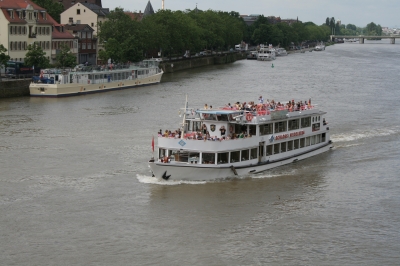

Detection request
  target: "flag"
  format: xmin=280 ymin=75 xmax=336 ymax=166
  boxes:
xmin=151 ymin=136 xmax=154 ymax=152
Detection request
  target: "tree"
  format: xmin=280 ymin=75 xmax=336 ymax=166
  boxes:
xmin=0 ymin=44 xmax=11 ymax=81
xmin=24 ymin=43 xmax=50 ymax=70
xmin=32 ymin=0 xmax=63 ymax=23
xmin=55 ymin=43 xmax=77 ymax=68
xmin=325 ymin=17 xmax=330 ymax=26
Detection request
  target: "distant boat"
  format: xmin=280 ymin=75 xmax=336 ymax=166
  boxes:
xmin=276 ymin=48 xmax=288 ymax=56
xmin=314 ymin=42 xmax=326 ymax=51
xmin=257 ymin=44 xmax=276 ymax=61
xmin=247 ymin=51 xmax=258 ymax=60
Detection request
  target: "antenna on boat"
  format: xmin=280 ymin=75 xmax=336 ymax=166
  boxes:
xmin=181 ymin=94 xmax=188 ymax=139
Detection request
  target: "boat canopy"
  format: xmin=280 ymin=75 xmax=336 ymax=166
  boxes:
xmin=196 ymin=110 xmax=242 ymax=115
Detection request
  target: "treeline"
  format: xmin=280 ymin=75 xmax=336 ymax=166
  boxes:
xmin=98 ymin=8 xmax=332 ymax=63
xmin=325 ymin=17 xmax=383 ymax=36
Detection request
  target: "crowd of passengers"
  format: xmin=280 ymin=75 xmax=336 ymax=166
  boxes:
xmin=217 ymin=96 xmax=313 ymax=112
xmin=158 ymin=124 xmax=251 ymax=141
xmin=158 ymin=97 xmax=314 ymax=139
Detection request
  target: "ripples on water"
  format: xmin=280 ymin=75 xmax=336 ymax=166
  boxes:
xmin=1 ymin=40 xmax=400 ymax=265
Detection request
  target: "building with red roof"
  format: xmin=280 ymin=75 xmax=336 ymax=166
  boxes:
xmin=0 ymin=0 xmax=77 ymax=64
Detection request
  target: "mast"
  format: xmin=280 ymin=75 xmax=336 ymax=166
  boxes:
xmin=181 ymin=94 xmax=188 ymax=139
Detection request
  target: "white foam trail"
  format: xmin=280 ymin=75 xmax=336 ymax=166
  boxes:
xmin=136 ymin=174 xmax=207 ymax=185
xmin=332 ymin=127 xmax=399 ymax=143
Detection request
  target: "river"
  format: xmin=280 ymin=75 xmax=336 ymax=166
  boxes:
xmin=1 ymin=40 xmax=399 ymax=265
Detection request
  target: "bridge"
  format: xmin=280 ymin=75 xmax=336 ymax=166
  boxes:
xmin=330 ymin=35 xmax=400 ymax=44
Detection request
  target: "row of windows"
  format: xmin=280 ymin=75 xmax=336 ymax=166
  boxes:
xmin=9 ymin=41 xmax=51 ymax=51
xmin=8 ymin=10 xmax=45 ymax=20
xmin=160 ymin=133 xmax=326 ymax=165
xmin=10 ymin=26 xmax=51 ymax=35
xmin=78 ymin=43 xmax=96 ymax=50
xmin=260 ymin=116 xmax=321 ymax=135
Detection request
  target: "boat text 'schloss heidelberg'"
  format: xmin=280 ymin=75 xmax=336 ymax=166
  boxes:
xmin=149 ymin=96 xmax=333 ymax=181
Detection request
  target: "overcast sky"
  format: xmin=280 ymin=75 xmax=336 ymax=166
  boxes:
xmin=102 ymin=0 xmax=399 ymax=28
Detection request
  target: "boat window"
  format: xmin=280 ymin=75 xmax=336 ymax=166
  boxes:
xmin=288 ymin=119 xmax=300 ymax=130
xmin=217 ymin=152 xmax=229 ymax=164
xmin=306 ymin=137 xmax=311 ymax=146
xmin=300 ymin=138 xmax=305 ymax=148
xmin=159 ymin=148 xmax=167 ymax=158
xmin=312 ymin=123 xmax=320 ymax=132
xmin=88 ymin=74 xmax=92 ymax=79
xmin=287 ymin=141 xmax=293 ymax=151
xmin=318 ymin=116 xmax=320 ymax=121
xmin=259 ymin=123 xmax=273 ymax=135
xmin=322 ymin=133 xmax=326 ymax=142
xmin=241 ymin=149 xmax=249 ymax=161
xmin=312 ymin=117 xmax=315 ymax=122
xmin=250 ymin=148 xmax=257 ymax=159
xmin=281 ymin=142 xmax=287 ymax=153
xmin=249 ymin=125 xmax=256 ymax=136
xmin=191 ymin=121 xmax=201 ymax=132
xmin=266 ymin=145 xmax=273 ymax=156
xmin=274 ymin=121 xmax=287 ymax=133
xmin=231 ymin=151 xmax=240 ymax=163
xmin=202 ymin=153 xmax=215 ymax=164
xmin=234 ymin=124 xmax=244 ymax=134
xmin=301 ymin=117 xmax=311 ymax=128
xmin=274 ymin=144 xmax=280 ymax=154
xmin=316 ymin=134 xmax=321 ymax=144
xmin=188 ymin=152 xmax=200 ymax=164
xmin=311 ymin=135 xmax=315 ymax=145
xmin=217 ymin=114 xmax=228 ymax=121
xmin=294 ymin=139 xmax=299 ymax=149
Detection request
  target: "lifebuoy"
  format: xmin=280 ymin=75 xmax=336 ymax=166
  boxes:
xmin=246 ymin=113 xmax=253 ymax=121
xmin=88 ymin=80 xmax=90 ymax=84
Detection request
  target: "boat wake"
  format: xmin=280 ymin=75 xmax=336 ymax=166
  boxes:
xmin=136 ymin=174 xmax=207 ymax=185
xmin=331 ymin=127 xmax=400 ymax=143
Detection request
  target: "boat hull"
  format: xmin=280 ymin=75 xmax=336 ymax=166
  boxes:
xmin=29 ymin=71 xmax=163 ymax=97
xmin=149 ymin=142 xmax=333 ymax=181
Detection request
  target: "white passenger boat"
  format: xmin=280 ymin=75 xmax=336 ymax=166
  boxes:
xmin=148 ymin=97 xmax=333 ymax=181
xmin=257 ymin=44 xmax=276 ymax=61
xmin=29 ymin=59 xmax=163 ymax=97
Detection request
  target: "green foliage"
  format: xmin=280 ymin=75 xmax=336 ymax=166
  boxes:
xmin=366 ymin=22 xmax=382 ymax=36
xmin=0 ymin=44 xmax=10 ymax=69
xmin=24 ymin=43 xmax=50 ymax=69
xmin=55 ymin=43 xmax=77 ymax=68
xmin=98 ymin=8 xmax=145 ymax=62
xmin=31 ymin=0 xmax=64 ymax=23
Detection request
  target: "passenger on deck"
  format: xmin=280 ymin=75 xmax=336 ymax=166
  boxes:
xmin=259 ymin=96 xmax=264 ymax=104
xmin=204 ymin=103 xmax=208 ymax=109
xmin=202 ymin=124 xmax=207 ymax=135
xmin=219 ymin=126 xmax=226 ymax=137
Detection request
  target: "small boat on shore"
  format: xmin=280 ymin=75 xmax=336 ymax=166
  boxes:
xmin=247 ymin=51 xmax=258 ymax=60
xmin=148 ymin=96 xmax=333 ymax=181
xmin=276 ymin=48 xmax=288 ymax=56
xmin=314 ymin=42 xmax=326 ymax=51
xmin=29 ymin=59 xmax=163 ymax=97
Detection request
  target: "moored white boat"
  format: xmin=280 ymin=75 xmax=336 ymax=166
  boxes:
xmin=276 ymin=48 xmax=288 ymax=56
xmin=257 ymin=44 xmax=276 ymax=61
xmin=29 ymin=59 xmax=163 ymax=97
xmin=314 ymin=42 xmax=326 ymax=51
xmin=149 ymin=97 xmax=333 ymax=181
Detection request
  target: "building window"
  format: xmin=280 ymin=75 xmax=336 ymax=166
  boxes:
xmin=87 ymin=32 xmax=91 ymax=39
xmin=88 ymin=43 xmax=92 ymax=49
xmin=77 ymin=9 xmax=80 ymax=15
xmin=82 ymin=43 xmax=86 ymax=49
xmin=91 ymin=23 xmax=94 ymax=27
